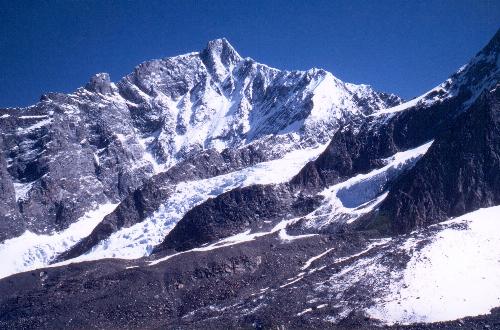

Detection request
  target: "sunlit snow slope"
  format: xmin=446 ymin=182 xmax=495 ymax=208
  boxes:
xmin=368 ymin=205 xmax=500 ymax=324
xmin=0 ymin=203 xmax=118 ymax=279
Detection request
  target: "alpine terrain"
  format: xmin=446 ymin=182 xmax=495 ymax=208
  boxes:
xmin=0 ymin=29 xmax=499 ymax=329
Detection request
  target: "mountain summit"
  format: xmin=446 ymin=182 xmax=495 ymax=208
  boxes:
xmin=201 ymin=37 xmax=243 ymax=75
xmin=0 ymin=37 xmax=402 ymax=244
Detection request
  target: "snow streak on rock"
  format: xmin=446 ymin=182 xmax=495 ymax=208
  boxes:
xmin=303 ymin=141 xmax=433 ymax=229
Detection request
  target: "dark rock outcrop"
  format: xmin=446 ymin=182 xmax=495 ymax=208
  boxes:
xmin=373 ymin=85 xmax=500 ymax=233
xmin=153 ymin=183 xmax=322 ymax=253
xmin=85 ymin=73 xmax=112 ymax=94
xmin=0 ymin=136 xmax=22 ymax=241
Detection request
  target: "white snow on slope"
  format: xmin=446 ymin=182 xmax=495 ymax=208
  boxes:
xmin=304 ymin=141 xmax=433 ymax=228
xmin=18 ymin=115 xmax=50 ymax=119
xmin=61 ymin=144 xmax=328 ymax=263
xmin=16 ymin=118 xmax=53 ymax=133
xmin=0 ymin=203 xmax=118 ymax=279
xmin=13 ymin=181 xmax=35 ymax=202
xmin=136 ymin=134 xmax=164 ymax=174
xmin=368 ymin=205 xmax=500 ymax=324
xmin=301 ymin=248 xmax=335 ymax=271
xmin=373 ymin=95 xmax=426 ymax=116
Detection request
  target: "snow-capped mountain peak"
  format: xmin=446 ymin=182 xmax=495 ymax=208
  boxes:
xmin=0 ymin=37 xmax=402 ymax=246
xmin=113 ymin=38 xmax=403 ymax=164
xmin=200 ymin=38 xmax=242 ymax=80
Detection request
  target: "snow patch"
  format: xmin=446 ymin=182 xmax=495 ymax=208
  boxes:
xmin=13 ymin=181 xmax=35 ymax=202
xmin=368 ymin=205 xmax=500 ymax=324
xmin=278 ymin=228 xmax=317 ymax=241
xmin=297 ymin=308 xmax=313 ymax=316
xmin=16 ymin=118 xmax=53 ymax=133
xmin=18 ymin=115 xmax=49 ymax=119
xmin=0 ymin=203 xmax=118 ymax=279
xmin=301 ymin=248 xmax=335 ymax=271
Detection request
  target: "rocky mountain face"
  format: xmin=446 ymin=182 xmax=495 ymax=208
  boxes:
xmin=0 ymin=38 xmax=401 ymax=243
xmin=375 ymin=84 xmax=500 ymax=234
xmin=1 ymin=30 xmax=500 ymax=329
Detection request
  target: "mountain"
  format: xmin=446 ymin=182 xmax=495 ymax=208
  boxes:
xmin=0 ymin=29 xmax=499 ymax=329
xmin=0 ymin=38 xmax=401 ymax=244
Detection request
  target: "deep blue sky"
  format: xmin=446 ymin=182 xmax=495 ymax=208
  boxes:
xmin=0 ymin=0 xmax=499 ymax=107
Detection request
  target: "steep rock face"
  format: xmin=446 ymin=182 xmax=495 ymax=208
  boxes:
xmin=0 ymin=136 xmax=21 ymax=241
xmin=0 ymin=91 xmax=153 ymax=241
xmin=374 ymin=85 xmax=500 ymax=233
xmin=290 ymin=123 xmax=393 ymax=190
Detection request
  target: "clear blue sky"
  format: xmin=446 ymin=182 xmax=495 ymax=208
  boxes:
xmin=0 ymin=0 xmax=499 ymax=107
